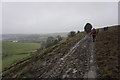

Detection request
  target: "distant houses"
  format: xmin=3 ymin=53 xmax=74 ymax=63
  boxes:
xmin=11 ymin=40 xmax=18 ymax=42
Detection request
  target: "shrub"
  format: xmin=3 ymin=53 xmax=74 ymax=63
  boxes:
xmin=68 ymin=31 xmax=76 ymax=38
xmin=84 ymin=23 xmax=93 ymax=33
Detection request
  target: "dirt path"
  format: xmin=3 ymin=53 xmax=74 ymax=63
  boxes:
xmin=36 ymin=35 xmax=97 ymax=78
xmin=84 ymin=41 xmax=97 ymax=78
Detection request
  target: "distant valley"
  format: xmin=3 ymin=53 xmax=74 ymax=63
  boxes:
xmin=2 ymin=32 xmax=68 ymax=43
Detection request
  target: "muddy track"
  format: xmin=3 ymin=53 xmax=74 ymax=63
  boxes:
xmin=84 ymin=40 xmax=97 ymax=78
xmin=34 ymin=35 xmax=97 ymax=78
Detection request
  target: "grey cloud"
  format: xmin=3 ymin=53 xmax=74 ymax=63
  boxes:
xmin=2 ymin=2 xmax=118 ymax=34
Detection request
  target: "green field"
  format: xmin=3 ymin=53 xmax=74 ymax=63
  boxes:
xmin=0 ymin=41 xmax=2 ymax=73
xmin=2 ymin=41 xmax=40 ymax=69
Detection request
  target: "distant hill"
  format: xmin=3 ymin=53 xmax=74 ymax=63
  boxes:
xmin=0 ymin=35 xmax=1 ymax=40
xmin=2 ymin=32 xmax=68 ymax=43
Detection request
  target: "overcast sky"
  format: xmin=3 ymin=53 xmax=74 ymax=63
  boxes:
xmin=2 ymin=2 xmax=118 ymax=34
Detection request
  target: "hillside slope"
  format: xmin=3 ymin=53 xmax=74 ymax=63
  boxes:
xmin=95 ymin=26 xmax=119 ymax=78
xmin=36 ymin=35 xmax=94 ymax=78
xmin=2 ymin=26 xmax=119 ymax=79
xmin=2 ymin=32 xmax=86 ymax=78
xmin=3 ymin=33 xmax=96 ymax=78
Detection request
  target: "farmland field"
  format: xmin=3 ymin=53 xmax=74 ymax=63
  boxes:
xmin=2 ymin=41 xmax=40 ymax=69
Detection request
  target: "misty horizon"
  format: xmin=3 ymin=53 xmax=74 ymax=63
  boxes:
xmin=2 ymin=2 xmax=118 ymax=34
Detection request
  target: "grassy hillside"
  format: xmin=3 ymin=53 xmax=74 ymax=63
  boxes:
xmin=2 ymin=26 xmax=119 ymax=78
xmin=2 ymin=32 xmax=85 ymax=78
xmin=2 ymin=41 xmax=41 ymax=70
xmin=95 ymin=26 xmax=119 ymax=78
